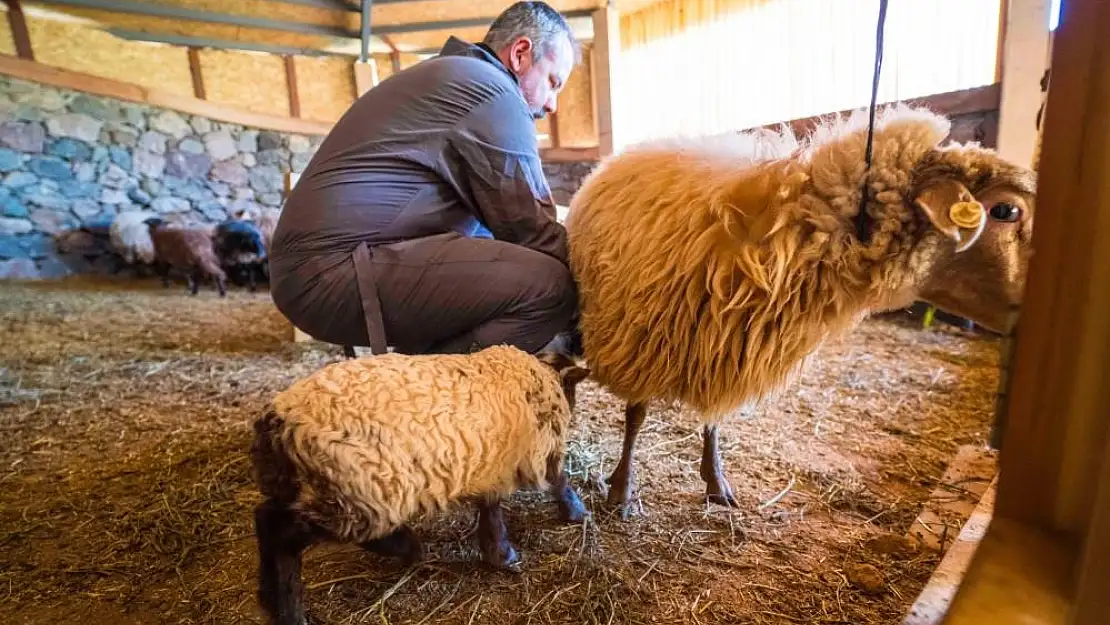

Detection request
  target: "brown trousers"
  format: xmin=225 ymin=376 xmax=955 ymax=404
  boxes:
xmin=274 ymin=232 xmax=577 ymax=356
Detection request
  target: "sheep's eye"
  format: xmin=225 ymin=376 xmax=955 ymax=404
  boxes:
xmin=989 ymin=202 xmax=1021 ymax=222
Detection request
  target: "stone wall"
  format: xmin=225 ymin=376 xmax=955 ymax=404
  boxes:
xmin=0 ymin=75 xmax=324 ymax=280
xmin=542 ymin=160 xmax=596 ymax=206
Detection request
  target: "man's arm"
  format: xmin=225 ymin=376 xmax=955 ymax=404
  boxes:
xmin=441 ymin=90 xmax=569 ymax=264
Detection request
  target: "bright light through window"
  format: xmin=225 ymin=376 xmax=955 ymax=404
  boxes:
xmin=1049 ymin=0 xmax=1061 ymax=30
xmin=614 ymin=0 xmax=1004 ymax=148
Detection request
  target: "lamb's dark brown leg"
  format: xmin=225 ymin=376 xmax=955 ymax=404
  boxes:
xmin=188 ymin=270 xmax=200 ymax=295
xmin=700 ymin=424 xmax=740 ymax=507
xmin=476 ymin=498 xmax=520 ymax=572
xmin=254 ymin=500 xmax=319 ymax=625
xmin=604 ymin=402 xmax=647 ymax=519
xmin=545 ymin=453 xmax=586 ymax=523
xmin=155 ymin=262 xmax=171 ymax=287
xmin=359 ymin=525 xmax=423 ymax=565
xmin=342 ymin=345 xmax=357 ymax=359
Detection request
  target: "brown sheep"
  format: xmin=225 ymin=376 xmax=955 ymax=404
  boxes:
xmin=251 ymin=346 xmax=590 ymax=625
xmin=563 ymin=104 xmax=1036 ymax=517
xmin=145 ymin=217 xmax=228 ymax=297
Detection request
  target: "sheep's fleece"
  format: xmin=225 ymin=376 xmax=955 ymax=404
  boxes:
xmin=257 ymin=345 xmax=575 ymax=542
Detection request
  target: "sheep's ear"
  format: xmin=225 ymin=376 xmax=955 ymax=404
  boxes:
xmin=914 ymin=179 xmax=987 ymax=253
xmin=562 ymin=366 xmax=591 ymax=386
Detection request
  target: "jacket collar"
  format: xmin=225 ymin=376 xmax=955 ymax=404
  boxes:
xmin=437 ymin=36 xmax=520 ymax=85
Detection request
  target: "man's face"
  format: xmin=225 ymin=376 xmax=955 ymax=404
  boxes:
xmin=505 ymin=34 xmax=574 ymax=119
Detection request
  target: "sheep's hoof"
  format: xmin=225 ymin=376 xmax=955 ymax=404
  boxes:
xmin=480 ymin=540 xmax=522 ymax=573
xmin=704 ymin=477 xmax=741 ymax=508
xmin=603 ymin=472 xmax=641 ymax=520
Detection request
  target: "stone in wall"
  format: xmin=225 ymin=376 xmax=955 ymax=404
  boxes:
xmin=0 ymin=75 xmax=325 ymax=279
xmin=542 ymin=160 xmax=596 ymax=206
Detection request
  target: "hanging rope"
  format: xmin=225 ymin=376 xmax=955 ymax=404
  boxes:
xmin=854 ymin=0 xmax=891 ymax=244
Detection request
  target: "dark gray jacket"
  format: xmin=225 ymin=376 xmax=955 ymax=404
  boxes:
xmin=269 ymin=36 xmax=567 ymax=270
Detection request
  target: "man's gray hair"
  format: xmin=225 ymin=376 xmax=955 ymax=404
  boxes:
xmin=483 ymin=1 xmax=582 ymax=64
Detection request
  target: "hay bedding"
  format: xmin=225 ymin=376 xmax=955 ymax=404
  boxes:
xmin=0 ymin=277 xmax=1000 ymax=625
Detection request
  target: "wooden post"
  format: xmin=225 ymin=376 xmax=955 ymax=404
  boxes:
xmin=996 ymin=0 xmax=1053 ymax=167
xmin=187 ymin=47 xmax=205 ymax=100
xmin=284 ymin=55 xmax=300 ymax=118
xmin=549 ymin=110 xmax=561 ymax=148
xmin=918 ymin=0 xmax=1110 ymax=622
xmin=353 ymin=59 xmax=379 ymax=97
xmin=282 ymin=171 xmax=315 ymax=344
xmin=4 ymin=0 xmax=34 ymax=61
xmin=591 ymin=6 xmax=621 ymax=157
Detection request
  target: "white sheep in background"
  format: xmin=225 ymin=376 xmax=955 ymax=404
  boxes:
xmin=109 ymin=209 xmax=159 ymax=265
xmin=250 ymin=346 xmax=590 ymax=625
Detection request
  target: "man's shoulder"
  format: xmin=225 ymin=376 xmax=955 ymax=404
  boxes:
xmin=409 ymin=54 xmax=516 ymax=89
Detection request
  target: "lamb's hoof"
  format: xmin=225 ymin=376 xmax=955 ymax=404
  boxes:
xmin=555 ymin=485 xmax=588 ymax=524
xmin=705 ymin=477 xmax=742 ymax=508
xmin=361 ymin=527 xmax=423 ymax=565
xmin=482 ymin=542 xmax=522 ymax=573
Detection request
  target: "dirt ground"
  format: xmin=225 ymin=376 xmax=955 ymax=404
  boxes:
xmin=0 ymin=277 xmax=1002 ymax=625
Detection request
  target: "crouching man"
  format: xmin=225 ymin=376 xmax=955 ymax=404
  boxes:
xmin=268 ymin=1 xmax=581 ymax=356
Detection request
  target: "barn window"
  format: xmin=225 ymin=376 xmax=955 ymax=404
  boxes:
xmin=614 ymin=0 xmax=1004 ymax=147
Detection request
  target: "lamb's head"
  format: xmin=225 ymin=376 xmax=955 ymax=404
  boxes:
xmin=908 ymin=145 xmax=1037 ymax=333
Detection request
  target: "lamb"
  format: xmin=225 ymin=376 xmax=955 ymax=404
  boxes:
xmin=250 ymin=346 xmax=591 ymax=625
xmin=562 ymin=104 xmax=1037 ymax=517
xmin=232 ymin=205 xmax=280 ymax=252
xmin=109 ymin=209 xmax=159 ymax=266
xmin=145 ymin=217 xmax=227 ymax=297
xmin=213 ymin=219 xmax=267 ymax=292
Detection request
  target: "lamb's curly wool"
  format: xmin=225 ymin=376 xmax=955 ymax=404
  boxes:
xmin=255 ymin=345 xmax=576 ymax=543
xmin=565 ymin=104 xmax=1036 ymax=513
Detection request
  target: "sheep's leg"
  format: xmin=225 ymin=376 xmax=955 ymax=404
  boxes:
xmin=254 ymin=500 xmax=319 ymax=625
xmin=155 ymin=262 xmax=171 ymax=288
xmin=247 ymin=264 xmax=258 ymax=292
xmin=188 ymin=270 xmax=201 ymax=295
xmin=604 ymin=402 xmax=647 ymax=519
xmin=700 ymin=424 xmax=740 ymax=507
xmin=215 ymin=273 xmax=227 ymax=298
xmin=545 ymin=453 xmax=586 ymax=523
xmin=476 ymin=498 xmax=521 ymax=572
xmin=359 ymin=525 xmax=423 ymax=565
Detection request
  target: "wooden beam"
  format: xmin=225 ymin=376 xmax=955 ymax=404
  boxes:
xmin=187 ymin=47 xmax=205 ymax=100
xmin=284 ymin=55 xmax=300 ymax=118
xmin=353 ymin=58 xmax=377 ymax=96
xmin=0 ymin=54 xmax=333 ymax=135
xmin=549 ymin=110 xmax=561 ymax=148
xmin=591 ymin=6 xmax=620 ymax=157
xmin=995 ymin=0 xmax=1008 ymax=83
xmin=378 ymin=34 xmax=402 ymax=74
xmin=994 ymin=0 xmax=1110 ymax=534
xmin=540 ymin=146 xmax=599 ymax=162
xmin=745 ymin=84 xmax=1003 ymax=138
xmin=4 ymin=0 xmax=34 ymax=61
xmin=996 ymin=0 xmax=1053 ymax=167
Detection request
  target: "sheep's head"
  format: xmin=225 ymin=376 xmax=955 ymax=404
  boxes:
xmin=909 ymin=145 xmax=1036 ymax=333
xmin=143 ymin=216 xmax=167 ymax=231
xmin=535 ymin=349 xmax=591 ymax=413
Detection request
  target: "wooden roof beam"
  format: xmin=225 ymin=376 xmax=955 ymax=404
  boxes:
xmin=26 ymin=0 xmax=595 ymax=38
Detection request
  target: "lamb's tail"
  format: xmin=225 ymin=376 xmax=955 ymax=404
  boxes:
xmin=250 ymin=409 xmax=301 ymax=505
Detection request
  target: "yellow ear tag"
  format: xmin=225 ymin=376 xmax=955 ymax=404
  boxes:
xmin=949 ymin=201 xmax=985 ymax=230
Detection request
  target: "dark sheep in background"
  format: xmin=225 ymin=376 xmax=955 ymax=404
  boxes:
xmin=145 ymin=217 xmax=227 ymax=297
xmin=214 ymin=219 xmax=268 ymax=292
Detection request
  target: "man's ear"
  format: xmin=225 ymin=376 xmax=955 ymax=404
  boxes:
xmin=508 ymin=36 xmax=533 ymax=72
xmin=914 ymin=178 xmax=987 ymax=253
